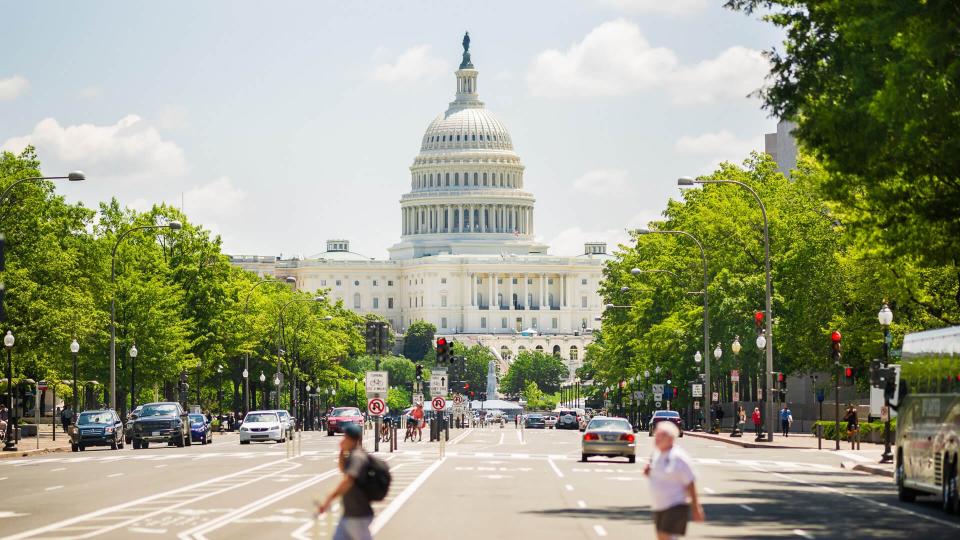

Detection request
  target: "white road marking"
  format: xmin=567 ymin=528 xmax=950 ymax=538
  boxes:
xmin=0 ymin=511 xmax=28 ymax=519
xmin=740 ymin=504 xmax=755 ymax=512
xmin=793 ymin=529 xmax=814 ymax=539
xmin=565 ymin=484 xmax=574 ymax=491
xmin=835 ymin=451 xmax=871 ymax=463
xmin=577 ymin=500 xmax=587 ymax=508
xmin=108 ymin=473 xmax=124 ymax=478
xmin=128 ymin=527 xmax=167 ymax=534
xmin=477 ymin=474 xmax=512 ymax=479
xmin=50 ymin=467 xmax=66 ymax=472
xmin=703 ymin=487 xmax=716 ymax=494
xmin=593 ymin=524 xmax=608 ymax=537
xmin=44 ymin=485 xmax=63 ymax=491
xmin=0 ymin=477 xmax=6 ymax=481
xmin=547 ymin=458 xmax=565 ymax=478
xmin=370 ymin=457 xmax=445 ymax=535
xmin=155 ymin=464 xmax=168 ymax=468
xmin=498 ymin=433 xmax=504 ymax=445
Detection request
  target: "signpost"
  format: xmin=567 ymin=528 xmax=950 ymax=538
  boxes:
xmin=364 ymin=371 xmax=388 ymax=453
xmin=730 ymin=370 xmax=740 ymax=382
xmin=691 ymin=384 xmax=703 ymax=398
xmin=711 ymin=392 xmax=719 ymax=403
xmin=654 ymin=401 xmax=662 ymax=409
xmin=694 ymin=401 xmax=700 ymax=409
xmin=652 ymin=384 xmax=664 ymax=401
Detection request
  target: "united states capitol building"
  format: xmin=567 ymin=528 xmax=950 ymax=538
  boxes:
xmin=230 ymin=34 xmax=609 ymax=376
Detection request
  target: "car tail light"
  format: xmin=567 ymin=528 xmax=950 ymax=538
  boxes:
xmin=620 ymin=433 xmax=635 ymax=442
xmin=583 ymin=433 xmax=599 ymax=441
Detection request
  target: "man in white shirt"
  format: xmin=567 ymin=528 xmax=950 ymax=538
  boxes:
xmin=644 ymin=421 xmax=705 ymax=539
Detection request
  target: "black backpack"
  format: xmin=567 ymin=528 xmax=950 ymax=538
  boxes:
xmin=359 ymin=454 xmax=392 ymax=501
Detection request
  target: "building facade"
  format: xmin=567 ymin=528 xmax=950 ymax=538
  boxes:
xmin=230 ymin=35 xmax=607 ymax=377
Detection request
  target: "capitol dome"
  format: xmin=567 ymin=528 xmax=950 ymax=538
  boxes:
xmin=389 ymin=33 xmax=547 ymax=260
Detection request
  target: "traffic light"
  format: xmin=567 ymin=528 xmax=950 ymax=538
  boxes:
xmin=365 ymin=321 xmax=379 ymax=355
xmin=869 ymin=359 xmax=882 ymax=388
xmin=843 ymin=366 xmax=855 ymax=386
xmin=378 ymin=322 xmax=390 ymax=354
xmin=436 ymin=337 xmax=450 ymax=365
xmin=480 ymin=392 xmax=487 ymax=401
xmin=831 ymin=331 xmax=842 ymax=363
xmin=415 ymin=364 xmax=423 ymax=381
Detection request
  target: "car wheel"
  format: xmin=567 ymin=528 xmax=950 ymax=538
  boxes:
xmin=240 ymin=439 xmax=250 ymax=445
xmin=133 ymin=439 xmax=141 ymax=450
xmin=581 ymin=454 xmax=589 ymax=462
xmin=71 ymin=443 xmax=79 ymax=452
xmin=897 ymin=453 xmax=917 ymax=502
xmin=628 ymin=455 xmax=636 ymax=464
xmin=942 ymin=455 xmax=958 ymax=514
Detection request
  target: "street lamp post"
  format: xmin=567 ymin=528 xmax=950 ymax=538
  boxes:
xmin=732 ymin=336 xmax=742 ymax=436
xmin=635 ymin=227 xmax=712 ymax=431
xmin=242 ymin=368 xmax=249 ymax=417
xmin=878 ymin=302 xmax=894 ymax=463
xmin=713 ymin=344 xmax=722 ymax=432
xmin=305 ymin=384 xmax=312 ymax=430
xmin=128 ymin=344 xmax=138 ymax=411
xmin=757 ymin=332 xmax=768 ymax=440
xmin=109 ymin=221 xmax=182 ymax=410
xmin=70 ymin=339 xmax=80 ymax=417
xmin=259 ymin=372 xmax=266 ymax=410
xmin=242 ymin=277 xmax=297 ymax=416
xmin=217 ymin=364 xmax=223 ymax=427
xmin=0 ymin=171 xmax=86 ymax=207
xmin=3 ymin=331 xmax=16 ymax=451
xmin=679 ymin=175 xmax=775 ymax=441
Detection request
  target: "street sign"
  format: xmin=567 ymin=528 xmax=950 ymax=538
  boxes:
xmin=654 ymin=401 xmax=662 ymax=408
xmin=453 ymin=394 xmax=464 ymax=405
xmin=367 ymin=397 xmax=386 ymax=417
xmin=365 ymin=371 xmax=389 ymax=397
xmin=412 ymin=393 xmax=424 ymax=405
xmin=37 ymin=380 xmax=48 ymax=392
xmin=691 ymin=384 xmax=703 ymax=398
xmin=632 ymin=391 xmax=642 ymax=400
xmin=652 ymin=384 xmax=664 ymax=401
xmin=638 ymin=391 xmax=646 ymax=400
xmin=730 ymin=370 xmax=740 ymax=382
xmin=430 ymin=369 xmax=448 ymax=396
xmin=432 ymin=396 xmax=446 ymax=411
xmin=711 ymin=392 xmax=719 ymax=402
xmin=733 ymin=392 xmax=740 ymax=402
xmin=694 ymin=400 xmax=700 ymax=409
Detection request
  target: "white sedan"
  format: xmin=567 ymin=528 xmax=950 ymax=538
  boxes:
xmin=239 ymin=411 xmax=285 ymax=444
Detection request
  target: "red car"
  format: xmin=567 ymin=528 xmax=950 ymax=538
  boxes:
xmin=326 ymin=407 xmax=364 ymax=436
xmin=648 ymin=410 xmax=684 ymax=437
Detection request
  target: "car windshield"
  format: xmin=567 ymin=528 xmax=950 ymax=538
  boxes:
xmin=559 ymin=411 xmax=576 ymax=417
xmin=78 ymin=412 xmax=113 ymax=425
xmin=588 ymin=418 xmax=631 ymax=431
xmin=140 ymin=404 xmax=178 ymax=417
xmin=654 ymin=411 xmax=680 ymax=418
xmin=245 ymin=413 xmax=278 ymax=423
xmin=527 ymin=414 xmax=543 ymax=419
xmin=332 ymin=408 xmax=361 ymax=417
xmin=189 ymin=415 xmax=206 ymax=423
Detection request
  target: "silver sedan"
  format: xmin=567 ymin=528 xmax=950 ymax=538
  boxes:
xmin=581 ymin=416 xmax=636 ymax=463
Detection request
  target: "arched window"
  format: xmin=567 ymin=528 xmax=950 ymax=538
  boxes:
xmin=500 ymin=345 xmax=510 ymax=360
xmin=454 ymin=173 xmax=459 ymax=185
xmin=512 ymin=293 xmax=518 ymax=308
xmin=445 ymin=173 xmax=450 ymax=186
xmin=456 ymin=134 xmax=460 ymax=141
xmin=570 ymin=346 xmax=579 ymax=361
xmin=552 ymin=345 xmax=561 ymax=357
xmin=353 ymin=293 xmax=361 ymax=309
xmin=482 ymin=172 xmax=487 ymax=185
xmin=518 ymin=345 xmax=526 ymax=352
xmin=535 ymin=345 xmax=544 ymax=352
xmin=472 ymin=134 xmax=476 ymax=141
xmin=527 ymin=293 xmax=533 ymax=307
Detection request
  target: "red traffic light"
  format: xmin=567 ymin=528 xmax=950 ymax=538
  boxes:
xmin=464 ymin=383 xmax=470 ymax=390
xmin=754 ymin=311 xmax=764 ymax=323
xmin=777 ymin=373 xmax=785 ymax=382
xmin=436 ymin=337 xmax=447 ymax=346
xmin=831 ymin=331 xmax=842 ymax=343
xmin=844 ymin=367 xmax=853 ymax=377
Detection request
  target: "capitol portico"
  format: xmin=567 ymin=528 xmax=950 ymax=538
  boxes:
xmin=230 ymin=34 xmax=609 ymax=376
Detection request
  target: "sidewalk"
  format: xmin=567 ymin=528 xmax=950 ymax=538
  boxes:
xmin=0 ymin=428 xmax=72 ymax=459
xmin=685 ymin=430 xmax=896 ymax=477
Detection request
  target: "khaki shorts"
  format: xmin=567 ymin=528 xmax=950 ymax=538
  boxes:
xmin=653 ymin=504 xmax=690 ymax=535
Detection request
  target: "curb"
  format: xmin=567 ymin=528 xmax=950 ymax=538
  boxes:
xmin=684 ymin=431 xmax=794 ymax=449
xmin=0 ymin=445 xmax=72 ymax=460
xmin=841 ymin=460 xmax=894 ymax=478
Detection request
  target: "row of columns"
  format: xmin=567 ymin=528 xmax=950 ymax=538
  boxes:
xmin=403 ymin=204 xmax=532 ymax=236
xmin=412 ymin=171 xmax=521 ymax=190
xmin=464 ymin=272 xmax=571 ymax=310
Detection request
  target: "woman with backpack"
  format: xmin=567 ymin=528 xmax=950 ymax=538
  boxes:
xmin=317 ymin=423 xmax=386 ymax=539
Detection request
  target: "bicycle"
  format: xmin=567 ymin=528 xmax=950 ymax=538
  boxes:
xmin=380 ymin=418 xmax=392 ymax=443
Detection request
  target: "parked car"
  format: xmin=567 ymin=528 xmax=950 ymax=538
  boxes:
xmin=544 ymin=415 xmax=558 ymax=429
xmin=648 ymin=410 xmax=683 ymax=437
xmin=189 ymin=413 xmax=212 ymax=445
xmin=125 ymin=405 xmax=142 ymax=444
xmin=239 ymin=410 xmax=285 ymax=444
xmin=326 ymin=407 xmax=364 ymax=436
xmin=69 ymin=410 xmax=125 ymax=451
xmin=582 ymin=416 xmax=636 ymax=463
xmin=524 ymin=413 xmax=546 ymax=429
xmin=130 ymin=402 xmax=191 ymax=449
xmin=556 ymin=410 xmax=580 ymax=430
xmin=275 ymin=410 xmax=295 ymax=438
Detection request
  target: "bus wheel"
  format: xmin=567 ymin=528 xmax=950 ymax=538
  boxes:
xmin=897 ymin=453 xmax=917 ymax=502
xmin=943 ymin=454 xmax=958 ymax=514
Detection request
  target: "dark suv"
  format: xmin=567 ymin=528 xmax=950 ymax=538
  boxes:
xmin=69 ymin=410 xmax=125 ymax=451
xmin=130 ymin=402 xmax=191 ymax=449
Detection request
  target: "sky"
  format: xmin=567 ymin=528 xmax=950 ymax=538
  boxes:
xmin=0 ymin=0 xmax=784 ymax=259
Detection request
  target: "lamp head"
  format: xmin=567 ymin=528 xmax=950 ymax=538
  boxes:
xmin=128 ymin=344 xmax=138 ymax=358
xmin=731 ymin=336 xmax=742 ymax=355
xmin=67 ymin=171 xmax=86 ymax=182
xmin=620 ymin=286 xmax=629 ymax=293
xmin=242 ymin=368 xmax=249 ymax=379
xmin=694 ymin=351 xmax=702 ymax=363
xmin=70 ymin=338 xmax=80 ymax=354
xmin=4 ymin=330 xmax=14 ymax=348
xmin=284 ymin=276 xmax=297 ymax=284
xmin=604 ymin=303 xmax=614 ymax=310
xmin=217 ymin=364 xmax=223 ymax=373
xmin=274 ymin=376 xmax=280 ymax=386
xmin=167 ymin=220 xmax=183 ymax=231
xmin=630 ymin=267 xmax=642 ymax=275
xmin=878 ymin=303 xmax=893 ymax=327
xmin=635 ymin=228 xmax=651 ymax=235
xmin=677 ymin=176 xmax=696 ymax=186
xmin=713 ymin=345 xmax=722 ymax=360
xmin=259 ymin=372 xmax=266 ymax=382
xmin=756 ymin=334 xmax=767 ymax=350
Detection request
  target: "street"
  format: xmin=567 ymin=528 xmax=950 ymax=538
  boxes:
xmin=1 ymin=426 xmax=956 ymax=539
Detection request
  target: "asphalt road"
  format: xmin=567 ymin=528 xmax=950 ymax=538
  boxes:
xmin=0 ymin=425 xmax=957 ymax=539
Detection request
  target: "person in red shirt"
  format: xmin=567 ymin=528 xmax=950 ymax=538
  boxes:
xmin=412 ymin=403 xmax=424 ymax=442
xmin=751 ymin=407 xmax=762 ymax=438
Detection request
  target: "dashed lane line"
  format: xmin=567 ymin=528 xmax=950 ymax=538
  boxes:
xmin=740 ymin=504 xmax=755 ymax=512
xmin=547 ymin=458 xmax=565 ymax=478
xmin=793 ymin=529 xmax=814 ymax=539
xmin=593 ymin=524 xmax=608 ymax=537
xmin=577 ymin=500 xmax=587 ymax=509
xmin=564 ymin=484 xmax=574 ymax=491
xmin=43 ymin=486 xmax=63 ymax=492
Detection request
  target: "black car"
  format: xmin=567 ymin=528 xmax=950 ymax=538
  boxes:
xmin=69 ymin=410 xmax=125 ymax=451
xmin=130 ymin=402 xmax=191 ymax=449
xmin=648 ymin=410 xmax=684 ymax=437
xmin=524 ymin=414 xmax=546 ymax=429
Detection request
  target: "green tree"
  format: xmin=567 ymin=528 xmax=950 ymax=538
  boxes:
xmin=500 ymin=351 xmax=568 ymax=396
xmin=402 ymin=320 xmax=435 ymax=361
xmin=452 ymin=342 xmax=495 ymax=396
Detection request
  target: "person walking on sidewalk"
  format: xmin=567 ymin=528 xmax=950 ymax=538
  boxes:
xmin=60 ymin=405 xmax=73 ymax=432
xmin=751 ymin=407 xmax=762 ymax=438
xmin=644 ymin=421 xmax=705 ymax=539
xmin=317 ymin=423 xmax=374 ymax=540
xmin=843 ymin=405 xmax=860 ymax=450
xmin=780 ymin=405 xmax=793 ymax=437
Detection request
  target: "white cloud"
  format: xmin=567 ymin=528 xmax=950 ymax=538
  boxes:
xmin=572 ymin=168 xmax=629 ymax=195
xmin=183 ymin=176 xmax=246 ymax=217
xmin=526 ymin=19 xmax=768 ymax=102
xmin=595 ymin=0 xmax=711 ymax=17
xmin=369 ymin=45 xmax=445 ymax=84
xmin=0 ymin=75 xmax=30 ymax=100
xmin=675 ymin=130 xmax=764 ymax=172
xmin=0 ymin=115 xmax=188 ymax=181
